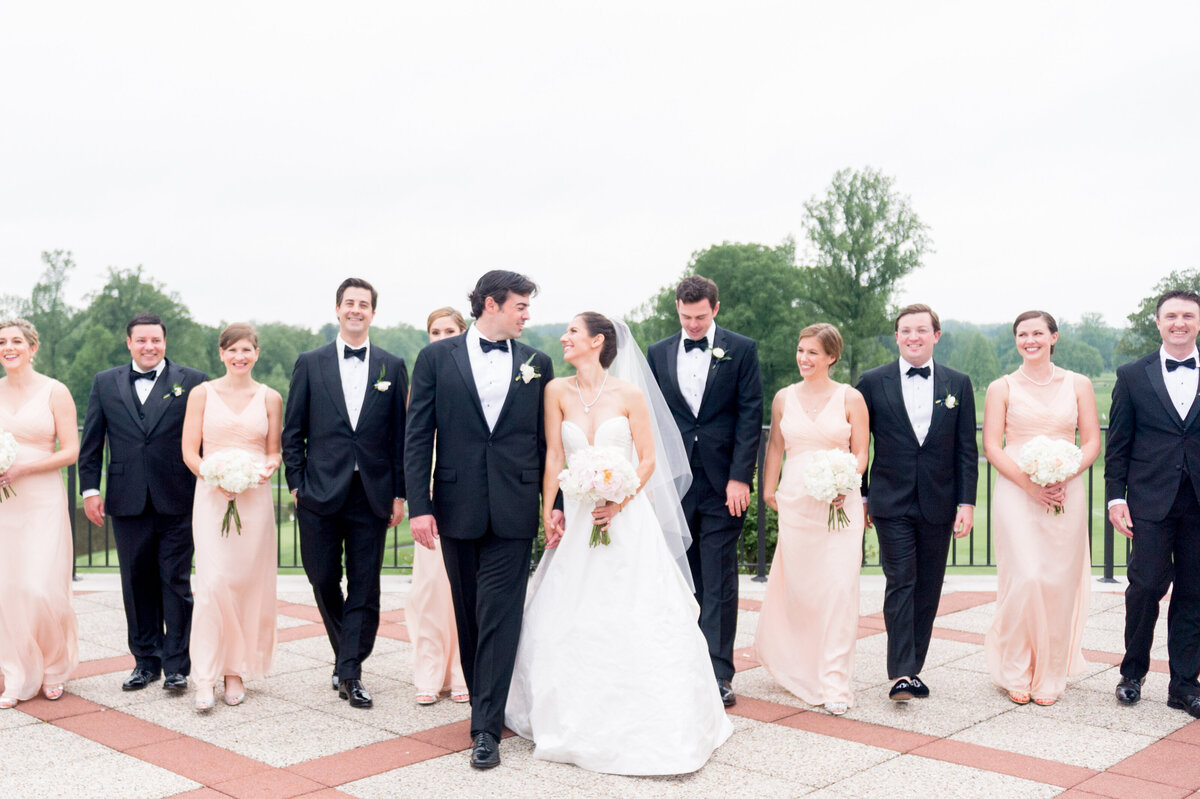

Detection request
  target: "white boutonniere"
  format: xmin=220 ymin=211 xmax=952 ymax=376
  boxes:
xmin=936 ymin=393 xmax=957 ymax=409
xmin=516 ymin=353 xmax=541 ymax=384
xmin=710 ymin=347 xmax=731 ymax=369
xmin=373 ymin=364 xmax=391 ymax=392
xmin=163 ymin=383 xmax=184 ymax=399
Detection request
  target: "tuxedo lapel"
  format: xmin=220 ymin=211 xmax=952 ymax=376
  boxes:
xmin=140 ymin=360 xmax=175 ymax=436
xmin=697 ymin=327 xmax=728 ymax=413
xmin=359 ymin=346 xmax=383 ymax=421
xmin=660 ymin=332 xmax=690 ymax=413
xmin=1144 ymin=357 xmax=1184 ymax=429
xmin=492 ymin=340 xmax=526 ymax=429
xmin=116 ymin=365 xmax=148 ymax=433
xmin=450 ymin=337 xmax=489 ymax=427
xmin=880 ymin=364 xmax=919 ymax=446
xmin=922 ymin=363 xmax=952 ymax=445
xmin=318 ymin=344 xmax=353 ymax=429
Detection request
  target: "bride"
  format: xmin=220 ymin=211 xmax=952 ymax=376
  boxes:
xmin=505 ymin=312 xmax=733 ymax=775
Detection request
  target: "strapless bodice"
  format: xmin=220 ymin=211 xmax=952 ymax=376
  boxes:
xmin=561 ymin=416 xmax=634 ymax=460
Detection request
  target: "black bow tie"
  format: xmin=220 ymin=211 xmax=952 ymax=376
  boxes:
xmin=1166 ymin=357 xmax=1196 ymax=372
xmin=684 ymin=337 xmax=708 ymax=353
xmin=343 ymin=345 xmax=366 ymax=361
xmin=130 ymin=370 xmax=157 ymax=384
xmin=479 ymin=338 xmax=508 ymax=354
xmin=906 ymin=366 xmax=931 ymax=379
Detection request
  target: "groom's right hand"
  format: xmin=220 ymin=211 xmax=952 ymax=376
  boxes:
xmin=1109 ymin=502 xmax=1134 ymax=539
xmin=410 ymin=514 xmax=439 ymax=549
xmin=84 ymin=495 xmax=106 ymax=527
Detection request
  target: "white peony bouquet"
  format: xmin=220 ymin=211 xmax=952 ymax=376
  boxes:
xmin=199 ymin=449 xmax=263 ymax=535
xmin=804 ymin=449 xmax=862 ymax=530
xmin=557 ymin=445 xmax=641 ymax=546
xmin=1017 ymin=435 xmax=1082 ymax=515
xmin=0 ymin=429 xmax=18 ymax=501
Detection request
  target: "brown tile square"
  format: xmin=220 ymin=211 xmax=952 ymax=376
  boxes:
xmin=929 ymin=627 xmax=985 ymax=646
xmin=935 ymin=590 xmax=996 ymax=616
xmin=738 ymin=598 xmax=763 ymax=612
xmin=1054 ymin=790 xmax=1112 ymax=799
xmin=379 ymin=609 xmax=406 ymax=623
xmin=164 ymin=789 xmax=231 ymax=799
xmin=56 ymin=708 xmax=182 ymax=751
xmin=1111 ymin=740 xmax=1200 ymax=789
xmin=127 ymin=736 xmax=271 ymax=785
xmin=277 ymin=603 xmax=324 ymax=623
xmin=214 ymin=769 xmax=325 ymax=799
xmin=776 ymin=712 xmax=936 ymax=753
xmin=287 ymin=737 xmax=452 ymax=786
xmin=732 ymin=646 xmax=760 ymax=673
xmin=726 ymin=696 xmax=802 ymax=723
xmin=1075 ymin=772 xmax=1191 ymax=799
xmin=17 ymin=692 xmax=105 ymax=721
xmin=408 ymin=719 xmax=474 ymax=752
xmin=375 ymin=624 xmax=410 ymax=643
xmin=1167 ymin=720 xmax=1200 ymax=747
xmin=911 ymin=738 xmax=1097 ymax=788
xmin=73 ymin=654 xmax=137 ymax=679
xmin=277 ymin=623 xmax=328 ymax=643
xmin=292 ymin=790 xmax=357 ymax=799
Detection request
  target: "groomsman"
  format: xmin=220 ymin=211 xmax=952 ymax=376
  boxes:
xmin=856 ymin=304 xmax=977 ymax=701
xmin=647 ymin=275 xmax=763 ymax=707
xmin=282 ymin=278 xmax=408 ymax=709
xmin=80 ymin=313 xmax=207 ymax=692
xmin=1107 ymin=289 xmax=1200 ymax=718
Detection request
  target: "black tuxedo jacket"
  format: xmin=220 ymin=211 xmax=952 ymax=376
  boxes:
xmin=404 ymin=334 xmax=554 ymax=540
xmin=1105 ymin=352 xmax=1200 ymax=521
xmin=646 ymin=326 xmax=764 ymax=495
xmin=856 ymin=360 xmax=978 ymax=524
xmin=282 ymin=342 xmax=408 ymax=519
xmin=79 ymin=359 xmax=208 ymax=516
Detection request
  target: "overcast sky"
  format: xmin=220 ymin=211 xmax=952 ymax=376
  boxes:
xmin=3 ymin=1 xmax=1197 ymax=333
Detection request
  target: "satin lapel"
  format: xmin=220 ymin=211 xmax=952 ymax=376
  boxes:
xmin=116 ymin=365 xmax=147 ymax=434
xmin=141 ymin=360 xmax=175 ymax=436
xmin=880 ymin=364 xmax=920 ymax=446
xmin=492 ymin=340 xmax=525 ymax=429
xmin=662 ymin=332 xmax=689 ymax=411
xmin=922 ymin=363 xmax=951 ymax=446
xmin=359 ymin=346 xmax=383 ymax=421
xmin=1144 ymin=357 xmax=1183 ymax=429
xmin=698 ymin=327 xmax=728 ymax=412
xmin=318 ymin=344 xmax=353 ymax=428
xmin=450 ymin=337 xmax=489 ymax=426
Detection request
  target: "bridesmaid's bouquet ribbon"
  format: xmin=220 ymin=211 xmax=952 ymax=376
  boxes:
xmin=199 ymin=449 xmax=262 ymax=535
xmin=803 ymin=449 xmax=862 ymax=530
xmin=0 ymin=429 xmax=18 ymax=501
xmin=1017 ymin=435 xmax=1082 ymax=515
xmin=557 ymin=445 xmax=640 ymax=547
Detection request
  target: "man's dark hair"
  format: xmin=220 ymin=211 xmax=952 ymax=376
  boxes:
xmin=336 ymin=277 xmax=378 ymax=310
xmin=1156 ymin=289 xmax=1200 ymax=316
xmin=468 ymin=270 xmax=538 ymax=319
xmin=675 ymin=275 xmax=719 ymax=308
xmin=126 ymin=312 xmax=166 ymax=339
xmin=894 ymin=303 xmax=941 ymax=334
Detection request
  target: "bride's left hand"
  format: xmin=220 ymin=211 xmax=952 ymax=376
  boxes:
xmin=591 ymin=500 xmax=624 ymax=531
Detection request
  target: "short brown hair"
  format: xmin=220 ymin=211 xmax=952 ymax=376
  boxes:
xmin=0 ymin=318 xmax=38 ymax=349
xmin=1012 ymin=310 xmax=1057 ymax=354
xmin=336 ymin=278 xmax=378 ymax=309
xmin=426 ymin=307 xmax=468 ymax=334
xmin=894 ymin=303 xmax=941 ymax=333
xmin=798 ymin=323 xmax=843 ymax=363
xmin=1156 ymin=289 xmax=1200 ymax=316
xmin=676 ymin=275 xmax=719 ymax=308
xmin=218 ymin=323 xmax=259 ymax=350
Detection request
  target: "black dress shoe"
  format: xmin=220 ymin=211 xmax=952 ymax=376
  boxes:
xmin=1115 ymin=676 xmax=1141 ymax=705
xmin=471 ymin=732 xmax=500 ymax=769
xmin=122 ymin=668 xmax=160 ymax=691
xmin=1167 ymin=692 xmax=1200 ymax=718
xmin=338 ymin=678 xmax=373 ymax=708
xmin=331 ymin=670 xmax=340 ymax=692
xmin=909 ymin=676 xmax=930 ymax=698
xmin=889 ymin=678 xmax=915 ymax=701
xmin=718 ymin=678 xmax=736 ymax=707
xmin=163 ymin=673 xmax=188 ymax=692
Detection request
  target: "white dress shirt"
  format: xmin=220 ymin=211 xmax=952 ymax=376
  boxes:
xmin=1161 ymin=346 xmax=1200 ymax=420
xmin=336 ymin=336 xmax=370 ymax=431
xmin=132 ymin=359 xmax=165 ymax=405
xmin=676 ymin=323 xmax=715 ymax=417
xmin=899 ymin=358 xmax=934 ymax=445
xmin=467 ymin=325 xmax=513 ymax=431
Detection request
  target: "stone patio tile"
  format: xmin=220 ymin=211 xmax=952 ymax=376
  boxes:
xmin=211 ymin=768 xmax=325 ymax=799
xmin=69 ymin=670 xmax=181 ymax=709
xmin=341 ymin=751 xmax=582 ymax=799
xmin=1110 ymin=739 xmax=1200 ymax=789
xmin=275 ymin=613 xmax=313 ymax=630
xmin=949 ymin=707 xmax=1157 ymax=769
xmin=733 ymin=667 xmax=811 ymax=710
xmin=360 ymin=644 xmax=415 ymax=685
xmin=821 ymin=753 xmax=1060 ymax=798
xmin=6 ymin=750 xmax=199 ymax=799
xmin=275 ymin=591 xmax=320 ymax=606
xmin=190 ymin=708 xmax=394 ymax=767
xmin=1033 ymin=683 xmax=1195 ymax=738
xmin=0 ymin=703 xmax=40 ymax=729
xmin=1087 ymin=609 xmax=1129 ymax=632
xmin=1075 ymin=771 xmax=1193 ymax=799
xmin=76 ymin=637 xmax=127 ymax=662
xmin=710 ymin=715 xmax=895 ymax=786
xmin=859 ymin=589 xmax=886 ymax=616
xmin=932 ymin=606 xmax=995 ymax=635
xmin=1088 ymin=592 xmax=1127 ymax=613
xmin=268 ymin=646 xmax=331 ymax=676
xmin=275 ymin=635 xmax=337 ymax=663
xmin=1 ymin=721 xmax=117 ymax=777
xmin=593 ymin=759 xmax=811 ymax=798
xmin=287 ymin=735 xmax=452 ymax=785
xmin=846 ymin=666 xmax=1012 ymax=737
xmin=120 ymin=690 xmax=306 ymax=736
xmin=315 ymin=678 xmax=471 ymax=736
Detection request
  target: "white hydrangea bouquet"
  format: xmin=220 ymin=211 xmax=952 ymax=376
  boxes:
xmin=0 ymin=429 xmax=19 ymax=501
xmin=1017 ymin=435 xmax=1082 ymax=515
xmin=804 ymin=449 xmax=862 ymax=530
xmin=199 ymin=449 xmax=263 ymax=535
xmin=557 ymin=445 xmax=640 ymax=547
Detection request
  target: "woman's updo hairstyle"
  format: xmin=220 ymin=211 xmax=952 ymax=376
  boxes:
xmin=1012 ymin=310 xmax=1057 ymax=354
xmin=577 ymin=312 xmax=618 ymax=369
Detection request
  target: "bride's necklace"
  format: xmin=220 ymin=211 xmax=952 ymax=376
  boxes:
xmin=574 ymin=373 xmax=608 ymax=414
xmin=1018 ymin=364 xmax=1056 ymax=387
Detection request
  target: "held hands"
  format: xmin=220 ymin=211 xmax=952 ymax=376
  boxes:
xmin=862 ymin=500 xmax=873 ymax=530
xmin=257 ymin=460 xmax=280 ymax=485
xmin=953 ymin=505 xmax=974 ymax=539
xmin=84 ymin=495 xmax=106 ymax=527
xmin=1109 ymin=502 xmax=1134 ymax=539
xmin=543 ymin=509 xmax=566 ymax=548
xmin=726 ymin=479 xmax=751 ymax=517
xmin=410 ymin=514 xmax=438 ymax=549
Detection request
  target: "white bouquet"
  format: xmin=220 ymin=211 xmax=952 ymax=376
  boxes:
xmin=199 ymin=449 xmax=263 ymax=535
xmin=1017 ymin=435 xmax=1081 ymax=515
xmin=803 ymin=449 xmax=862 ymax=530
xmin=557 ymin=445 xmax=641 ymax=546
xmin=0 ymin=429 xmax=18 ymax=502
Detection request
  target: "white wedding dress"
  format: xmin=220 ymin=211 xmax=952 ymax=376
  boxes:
xmin=505 ymin=416 xmax=733 ymax=775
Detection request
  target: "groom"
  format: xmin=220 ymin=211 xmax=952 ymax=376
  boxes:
xmin=1107 ymin=289 xmax=1200 ymax=718
xmin=647 ymin=275 xmax=763 ymax=708
xmin=856 ymin=303 xmax=977 ymax=702
xmin=282 ymin=277 xmax=408 ymax=709
xmin=405 ymin=270 xmax=559 ymax=769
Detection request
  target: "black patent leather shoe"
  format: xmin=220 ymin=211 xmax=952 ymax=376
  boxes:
xmin=470 ymin=732 xmax=500 ymax=769
xmin=163 ymin=673 xmax=188 ymax=692
xmin=331 ymin=670 xmax=340 ymax=692
xmin=889 ymin=678 xmax=915 ymax=701
xmin=122 ymin=668 xmax=160 ymax=691
xmin=718 ymin=678 xmax=736 ymax=707
xmin=1115 ymin=676 xmax=1141 ymax=705
xmin=1167 ymin=692 xmax=1200 ymax=718
xmin=909 ymin=676 xmax=930 ymax=698
xmin=338 ymin=678 xmax=373 ymax=708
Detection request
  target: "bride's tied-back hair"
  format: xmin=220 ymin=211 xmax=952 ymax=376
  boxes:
xmin=578 ymin=312 xmax=618 ymax=369
xmin=1012 ymin=310 xmax=1057 ymax=354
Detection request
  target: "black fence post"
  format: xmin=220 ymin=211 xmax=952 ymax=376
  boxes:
xmin=68 ymin=463 xmax=78 ymax=581
xmin=753 ymin=427 xmax=768 ymax=582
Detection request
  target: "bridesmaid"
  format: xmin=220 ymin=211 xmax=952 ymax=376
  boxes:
xmin=982 ymin=310 xmax=1100 ymax=706
xmin=755 ymin=324 xmax=869 ymax=715
xmin=182 ymin=324 xmax=283 ymax=711
xmin=0 ymin=319 xmax=79 ymax=708
xmin=406 ymin=307 xmax=468 ymax=705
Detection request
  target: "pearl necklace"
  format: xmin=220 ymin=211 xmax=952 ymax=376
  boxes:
xmin=1018 ymin=365 xmax=1056 ymax=387
xmin=574 ymin=373 xmax=608 ymax=414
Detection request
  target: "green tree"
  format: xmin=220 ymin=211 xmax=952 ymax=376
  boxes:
xmin=1117 ymin=268 xmax=1200 ymax=359
xmin=251 ymin=322 xmax=324 ymax=404
xmin=3 ymin=250 xmax=79 ymax=381
xmin=1072 ymin=312 xmax=1121 ymax=370
xmin=799 ymin=167 xmax=932 ymax=383
xmin=947 ymin=330 xmax=1002 ymax=386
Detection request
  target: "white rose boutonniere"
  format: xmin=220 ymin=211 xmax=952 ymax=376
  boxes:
xmin=163 ymin=383 xmax=184 ymax=400
xmin=516 ymin=353 xmax=542 ymax=384
xmin=710 ymin=347 xmax=731 ymax=369
xmin=374 ymin=364 xmax=391 ymax=392
xmin=936 ymin=393 xmax=957 ymax=409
